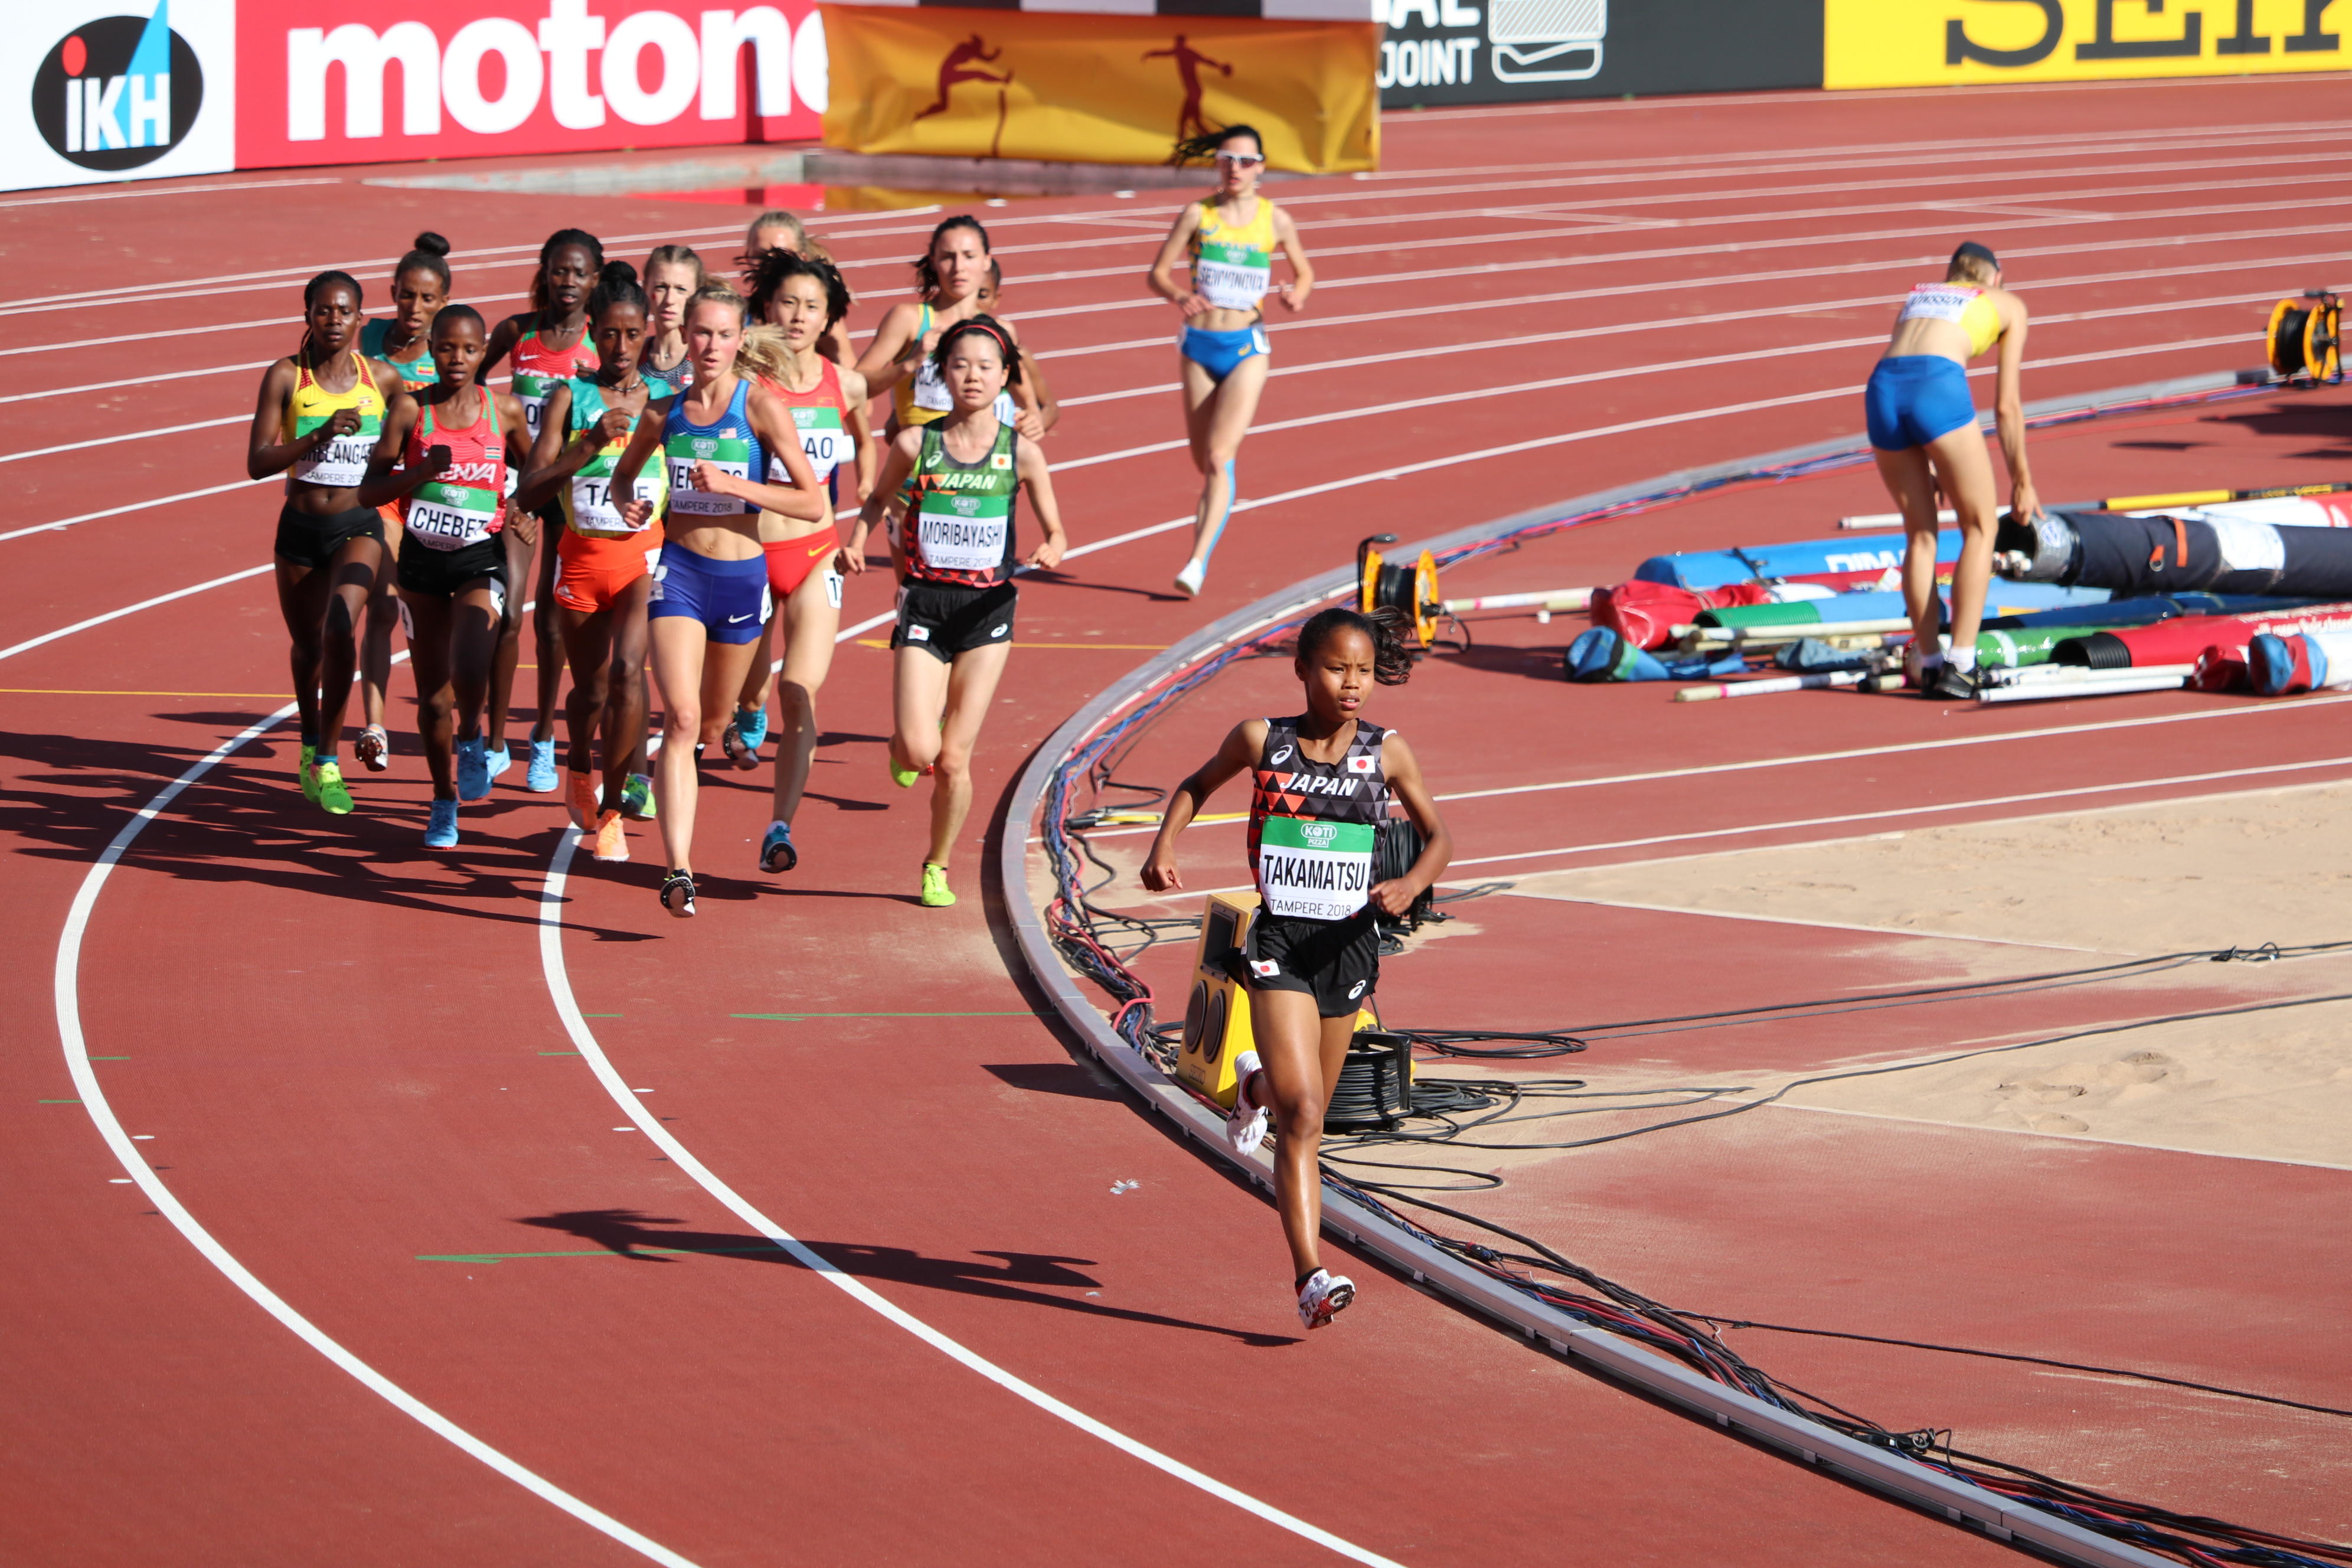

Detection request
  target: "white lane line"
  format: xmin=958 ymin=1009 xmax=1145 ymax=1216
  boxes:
xmin=1768 ymin=1100 xmax=2352 ymax=1174
xmin=0 ymin=478 xmax=271 ymax=543
xmin=535 ymin=832 xmax=1404 ymax=1566
xmin=1 ymin=362 xmax=273 ymax=406
xmin=0 ymin=289 xmax=533 ymax=360
xmin=1442 ymin=755 xmax=2352 ymax=871
xmin=1496 ymin=893 xmax=2108 ymax=954
xmin=51 ymin=705 xmax=704 ymax=1568
xmin=0 ymin=564 xmax=275 ymax=662
xmin=0 ymin=178 xmax=344 ymax=209
xmin=1 ymin=416 xmax=246 ymax=463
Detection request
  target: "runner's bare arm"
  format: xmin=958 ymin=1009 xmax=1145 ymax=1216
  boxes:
xmin=246 ymin=360 xmax=348 ymax=479
xmin=1368 ymin=733 xmax=1451 ymax=916
xmin=607 ymin=395 xmax=671 ymax=495
xmin=356 ymin=395 xmax=441 ymax=508
xmin=844 ymin=427 xmax=922 ymax=576
xmin=1007 ymin=319 xmax=1059 ymax=436
xmin=1147 ymin=204 xmax=1209 ymax=315
xmin=852 ymin=302 xmax=924 ymax=398
xmin=710 ymin=386 xmax=830 ymax=520
xmin=1993 ymin=296 xmax=2039 ymax=521
xmin=479 ymin=314 xmax=524 ymax=378
xmin=511 ymin=384 xmax=575 ymax=510
xmin=1272 ymin=206 xmax=1313 ymax=313
xmin=1015 ymin=436 xmax=1066 ymax=569
xmin=1142 ymin=718 xmax=1267 ymax=891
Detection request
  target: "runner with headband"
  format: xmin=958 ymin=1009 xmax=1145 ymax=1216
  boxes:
xmin=358 ymin=304 xmax=534 ymax=847
xmin=484 ymin=228 xmax=603 ymax=792
xmin=608 ymin=282 xmax=830 ymax=917
xmin=1146 ymin=124 xmax=1312 ymax=600
xmin=246 ymin=269 xmax=399 ymax=817
xmin=355 ymin=231 xmax=453 ymax=775
xmin=516 ymin=262 xmax=669 ymax=864
xmin=1864 ymin=240 xmax=2039 ymax=701
xmin=723 ymin=249 xmax=870 ymax=876
xmin=1141 ymin=606 xmax=1452 ymax=1329
xmin=841 ymin=315 xmax=1068 ymax=910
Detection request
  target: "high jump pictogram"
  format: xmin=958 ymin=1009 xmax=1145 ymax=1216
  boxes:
xmin=1142 ymin=35 xmax=1232 ymax=143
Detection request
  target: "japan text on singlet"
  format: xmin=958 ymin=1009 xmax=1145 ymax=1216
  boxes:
xmin=509 ymin=329 xmax=600 ymax=440
xmin=1248 ymin=716 xmax=1390 ymax=923
xmin=766 ymin=358 xmax=852 ymax=486
xmin=904 ymin=420 xmax=1018 ymax=586
xmin=563 ymin=378 xmax=668 ymax=539
xmin=283 ymin=348 xmax=385 ymax=489
xmin=1896 ymin=283 xmax=2001 ymax=357
xmin=401 ymin=393 xmax=507 ymax=551
xmin=662 ymin=377 xmax=767 ymax=518
xmin=1190 ymin=197 xmax=1276 ymax=314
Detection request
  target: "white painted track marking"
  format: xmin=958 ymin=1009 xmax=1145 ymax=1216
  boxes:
xmin=0 ymin=479 xmax=272 ymax=543
xmin=0 ymin=565 xmax=276 ymax=662
xmin=51 ymin=704 xmax=706 ymax=1568
xmin=0 ymin=178 xmax=344 ymax=209
xmin=535 ymin=829 xmax=1407 ymax=1566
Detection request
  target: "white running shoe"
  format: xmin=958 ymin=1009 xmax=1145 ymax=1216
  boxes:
xmin=1173 ymin=559 xmax=1206 ymax=599
xmin=1226 ymin=1050 xmax=1268 ymax=1156
xmin=1296 ymin=1268 xmax=1356 ymax=1330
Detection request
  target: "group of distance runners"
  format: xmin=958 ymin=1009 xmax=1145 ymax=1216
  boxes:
xmin=243 ymin=115 xmax=2031 ymax=1328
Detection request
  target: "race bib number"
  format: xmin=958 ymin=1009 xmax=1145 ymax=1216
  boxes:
xmin=667 ymin=455 xmax=750 ymax=516
xmin=570 ymin=471 xmax=662 ymax=534
xmin=779 ymin=406 xmax=850 ymax=482
xmin=916 ymin=504 xmax=1008 ymax=574
xmin=1195 ymin=240 xmax=1272 ymax=312
xmin=1256 ymin=815 xmax=1375 ymax=922
xmin=512 ymin=377 xmax=554 ymax=438
xmin=290 ymin=412 xmax=379 ymax=488
xmin=406 ymin=480 xmax=498 ymax=550
xmin=911 ymin=359 xmax=953 ymax=412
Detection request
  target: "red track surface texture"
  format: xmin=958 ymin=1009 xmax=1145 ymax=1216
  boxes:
xmin=6 ymin=75 xmax=2350 ymax=1566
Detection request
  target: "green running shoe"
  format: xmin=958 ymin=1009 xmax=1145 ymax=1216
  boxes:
xmin=299 ymin=743 xmax=320 ymax=804
xmin=620 ymin=772 xmax=656 ymax=820
xmin=920 ymin=862 xmax=956 ymax=907
xmin=313 ymin=760 xmax=354 ymax=816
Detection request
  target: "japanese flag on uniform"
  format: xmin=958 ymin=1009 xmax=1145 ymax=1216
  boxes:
xmin=990 ymin=452 xmax=1013 ymax=470
xmin=1347 ymin=756 xmax=1375 ymax=773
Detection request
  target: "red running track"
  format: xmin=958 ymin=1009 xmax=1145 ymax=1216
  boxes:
xmin=6 ymin=74 xmax=2350 ymax=1565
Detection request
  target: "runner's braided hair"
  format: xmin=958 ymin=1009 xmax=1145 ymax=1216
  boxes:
xmin=1296 ymin=605 xmax=1412 ymax=687
xmin=910 ymin=215 xmax=992 ymax=300
xmin=746 ymin=247 xmax=851 ymax=330
xmin=930 ymin=313 xmax=1025 ymax=387
xmin=530 ymin=228 xmax=605 ymax=315
xmin=1172 ymin=122 xmax=1264 ymax=166
xmin=586 ymin=260 xmax=646 ymax=321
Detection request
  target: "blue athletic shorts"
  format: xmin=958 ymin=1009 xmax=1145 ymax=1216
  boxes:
xmin=647 ymin=542 xmax=770 ymax=643
xmin=1864 ymin=355 xmax=1977 ymax=452
xmin=1181 ymin=324 xmax=1269 ymax=384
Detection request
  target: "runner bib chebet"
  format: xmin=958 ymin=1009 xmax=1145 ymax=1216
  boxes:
xmin=1191 ymin=197 xmax=1278 ymax=314
xmin=662 ymin=377 xmax=767 ymax=518
xmin=904 ymin=420 xmax=1018 ymax=586
xmin=401 ymin=391 xmax=507 ymax=551
xmin=563 ymin=377 xmax=668 ymax=540
xmin=766 ymin=358 xmax=852 ymax=486
xmin=1248 ymin=716 xmax=1390 ymax=923
xmin=283 ymin=348 xmax=386 ymax=489
xmin=509 ymin=328 xmax=600 ymax=439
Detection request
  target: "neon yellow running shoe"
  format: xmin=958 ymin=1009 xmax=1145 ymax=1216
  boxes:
xmin=889 ymin=753 xmax=923 ymax=789
xmin=299 ymin=743 xmax=320 ymax=804
xmin=313 ymin=760 xmax=354 ymax=816
xmin=920 ymin=862 xmax=956 ymax=907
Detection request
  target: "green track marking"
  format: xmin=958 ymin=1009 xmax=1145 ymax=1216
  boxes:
xmin=730 ymin=1011 xmax=1036 ymax=1021
xmin=39 ymin=1098 xmax=81 ymax=1105
xmin=418 ymin=1244 xmax=789 ymax=1264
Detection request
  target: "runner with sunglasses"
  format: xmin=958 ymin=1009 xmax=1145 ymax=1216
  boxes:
xmin=1146 ymin=125 xmax=1313 ymax=600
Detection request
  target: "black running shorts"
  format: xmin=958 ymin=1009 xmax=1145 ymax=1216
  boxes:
xmin=891 ymin=580 xmax=1018 ymax=664
xmin=398 ymin=537 xmax=508 ymax=602
xmin=273 ymin=503 xmax=384 ymax=570
xmin=1242 ymin=911 xmax=1380 ymax=1018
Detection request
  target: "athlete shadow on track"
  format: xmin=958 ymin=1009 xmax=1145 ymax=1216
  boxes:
xmin=1433 ymin=642 xmax=1567 ymax=685
xmin=1 ymin=721 xmax=649 ymax=940
xmin=1018 ymin=569 xmax=1188 ymax=603
xmin=520 ymin=1208 xmax=1297 ymax=1345
xmin=2208 ymin=401 xmax=2352 ymax=460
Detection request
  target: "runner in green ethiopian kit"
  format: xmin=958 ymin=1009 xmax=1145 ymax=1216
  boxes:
xmin=1141 ymin=606 xmax=1452 ymax=1330
xmin=484 ymin=228 xmax=603 ymax=793
xmin=839 ymin=316 xmax=1068 ymax=909
xmin=356 ymin=232 xmax=454 ymax=774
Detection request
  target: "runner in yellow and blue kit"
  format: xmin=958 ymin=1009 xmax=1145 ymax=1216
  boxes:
xmin=1146 ymin=123 xmax=1314 ymax=600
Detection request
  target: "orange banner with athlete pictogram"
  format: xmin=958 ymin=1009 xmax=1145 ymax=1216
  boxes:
xmin=818 ymin=5 xmax=1378 ymax=174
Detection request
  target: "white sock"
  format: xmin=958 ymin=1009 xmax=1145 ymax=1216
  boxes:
xmin=1948 ymin=646 xmax=1978 ymax=674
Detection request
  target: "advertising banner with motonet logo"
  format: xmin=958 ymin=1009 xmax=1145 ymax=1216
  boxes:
xmin=4 ymin=0 xmax=236 ymax=191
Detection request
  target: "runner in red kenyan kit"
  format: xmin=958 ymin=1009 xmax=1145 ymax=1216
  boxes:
xmin=483 ymin=228 xmax=603 ymax=792
xmin=1142 ymin=607 xmax=1453 ymax=1330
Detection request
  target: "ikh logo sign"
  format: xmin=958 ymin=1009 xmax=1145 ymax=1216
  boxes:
xmin=31 ymin=1 xmax=202 ymax=171
xmin=6 ymin=0 xmax=230 ymax=190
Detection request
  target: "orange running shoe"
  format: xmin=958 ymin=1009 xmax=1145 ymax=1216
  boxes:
xmin=567 ymin=771 xmax=599 ymax=831
xmin=592 ymin=809 xmax=629 ymax=863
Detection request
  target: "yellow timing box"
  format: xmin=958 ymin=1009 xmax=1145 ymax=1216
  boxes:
xmin=1177 ymin=890 xmax=1379 ymax=1108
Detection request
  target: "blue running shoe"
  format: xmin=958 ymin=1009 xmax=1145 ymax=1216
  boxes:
xmin=456 ymin=736 xmax=491 ymax=801
xmin=486 ymin=743 xmax=514 ymax=780
xmin=424 ymin=798 xmax=460 ymax=848
xmin=759 ymin=820 xmax=797 ymax=874
xmin=525 ymin=737 xmax=559 ymax=792
xmin=734 ymin=704 xmax=769 ymax=750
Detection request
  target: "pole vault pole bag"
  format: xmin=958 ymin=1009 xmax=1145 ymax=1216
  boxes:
xmin=1564 ymin=628 xmax=1745 ymax=682
xmin=2250 ymin=628 xmax=2352 ymax=694
xmin=1590 ymin=580 xmax=1769 ymax=650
